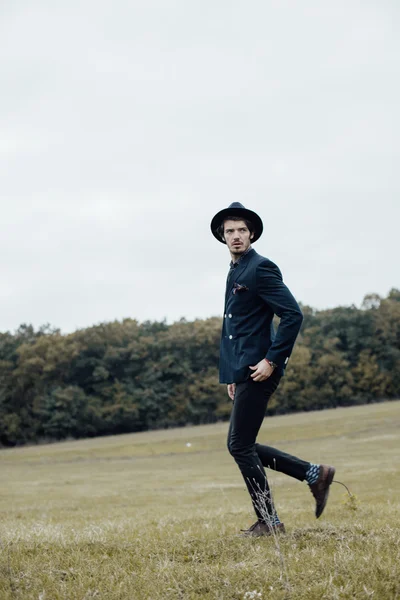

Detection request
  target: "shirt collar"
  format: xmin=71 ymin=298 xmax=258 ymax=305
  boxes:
xmin=229 ymin=245 xmax=252 ymax=269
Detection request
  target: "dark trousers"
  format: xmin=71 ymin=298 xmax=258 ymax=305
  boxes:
xmin=227 ymin=371 xmax=311 ymax=522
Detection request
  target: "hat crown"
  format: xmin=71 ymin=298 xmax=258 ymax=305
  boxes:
xmin=227 ymin=202 xmax=246 ymax=210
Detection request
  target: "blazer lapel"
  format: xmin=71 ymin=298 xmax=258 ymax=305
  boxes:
xmin=225 ymin=249 xmax=255 ymax=303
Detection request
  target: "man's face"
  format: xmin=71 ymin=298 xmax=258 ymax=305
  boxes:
xmin=223 ymin=219 xmax=253 ymax=256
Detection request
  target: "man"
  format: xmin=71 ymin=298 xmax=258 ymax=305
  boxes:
xmin=210 ymin=202 xmax=335 ymax=537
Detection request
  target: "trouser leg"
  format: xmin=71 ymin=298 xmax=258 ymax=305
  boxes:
xmin=255 ymin=444 xmax=311 ymax=482
xmin=227 ymin=372 xmax=281 ymax=522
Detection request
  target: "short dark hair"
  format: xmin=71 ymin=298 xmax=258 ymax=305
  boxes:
xmin=217 ymin=215 xmax=255 ymax=241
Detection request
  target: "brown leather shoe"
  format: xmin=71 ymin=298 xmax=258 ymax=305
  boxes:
xmin=309 ymin=464 xmax=336 ymax=518
xmin=240 ymin=521 xmax=286 ymax=537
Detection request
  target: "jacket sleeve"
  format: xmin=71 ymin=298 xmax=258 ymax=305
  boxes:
xmin=256 ymin=260 xmax=303 ymax=368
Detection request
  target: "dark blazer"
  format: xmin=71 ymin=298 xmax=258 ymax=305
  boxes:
xmin=219 ymin=248 xmax=303 ymax=383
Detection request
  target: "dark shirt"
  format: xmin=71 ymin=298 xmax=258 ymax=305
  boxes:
xmin=229 ymin=245 xmax=253 ymax=270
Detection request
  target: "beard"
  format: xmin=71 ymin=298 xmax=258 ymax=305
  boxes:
xmin=230 ymin=244 xmax=247 ymax=254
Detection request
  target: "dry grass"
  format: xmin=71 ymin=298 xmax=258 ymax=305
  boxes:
xmin=1 ymin=401 xmax=400 ymax=599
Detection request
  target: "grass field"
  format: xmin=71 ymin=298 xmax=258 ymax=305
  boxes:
xmin=1 ymin=400 xmax=400 ymax=600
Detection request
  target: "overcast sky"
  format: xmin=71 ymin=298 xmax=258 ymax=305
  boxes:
xmin=1 ymin=1 xmax=399 ymax=333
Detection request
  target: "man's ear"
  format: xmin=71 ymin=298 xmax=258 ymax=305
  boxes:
xmin=250 ymin=232 xmax=254 ymax=240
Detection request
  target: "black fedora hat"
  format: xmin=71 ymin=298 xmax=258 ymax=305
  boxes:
xmin=210 ymin=202 xmax=263 ymax=244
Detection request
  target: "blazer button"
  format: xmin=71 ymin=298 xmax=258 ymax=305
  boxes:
xmin=228 ymin=314 xmax=232 ymax=318
xmin=229 ymin=335 xmax=233 ymax=339
xmin=224 ymin=314 xmax=227 ymax=318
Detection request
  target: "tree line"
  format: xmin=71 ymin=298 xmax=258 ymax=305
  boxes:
xmin=0 ymin=289 xmax=399 ymax=446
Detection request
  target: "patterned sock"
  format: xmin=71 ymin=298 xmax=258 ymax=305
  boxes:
xmin=270 ymin=512 xmax=281 ymax=526
xmin=260 ymin=511 xmax=281 ymax=526
xmin=305 ymin=463 xmax=320 ymax=485
xmin=259 ymin=511 xmax=281 ymax=527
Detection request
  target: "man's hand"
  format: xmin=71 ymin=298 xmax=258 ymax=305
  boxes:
xmin=227 ymin=383 xmax=236 ymax=401
xmin=249 ymin=359 xmax=274 ymax=382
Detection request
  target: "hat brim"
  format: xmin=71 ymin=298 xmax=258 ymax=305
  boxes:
xmin=210 ymin=207 xmax=263 ymax=244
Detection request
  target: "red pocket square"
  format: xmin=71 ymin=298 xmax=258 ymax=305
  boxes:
xmin=233 ymin=282 xmax=249 ymax=294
